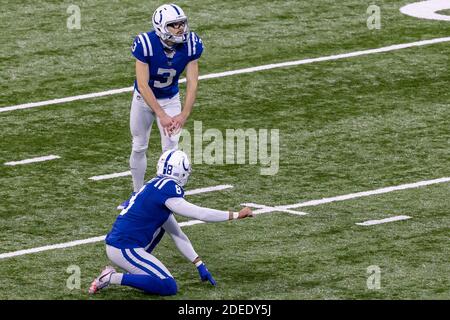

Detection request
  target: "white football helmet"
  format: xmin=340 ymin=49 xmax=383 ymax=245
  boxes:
xmin=152 ymin=4 xmax=189 ymax=44
xmin=156 ymin=149 xmax=192 ymax=186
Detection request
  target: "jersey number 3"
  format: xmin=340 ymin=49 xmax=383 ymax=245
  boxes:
xmin=154 ymin=68 xmax=177 ymax=88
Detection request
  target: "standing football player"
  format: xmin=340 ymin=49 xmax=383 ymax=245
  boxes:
xmin=118 ymin=3 xmax=204 ymax=210
xmin=89 ymin=150 xmax=254 ymax=296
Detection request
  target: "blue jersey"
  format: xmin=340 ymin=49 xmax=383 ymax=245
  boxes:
xmin=131 ymin=30 xmax=204 ymax=99
xmin=106 ymin=177 xmax=185 ymax=249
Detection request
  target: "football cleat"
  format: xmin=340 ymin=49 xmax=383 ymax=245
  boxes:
xmin=88 ymin=266 xmax=116 ymax=294
xmin=117 ymin=192 xmax=136 ymax=210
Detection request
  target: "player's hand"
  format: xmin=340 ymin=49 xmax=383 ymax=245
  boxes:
xmin=159 ymin=113 xmax=175 ymax=136
xmin=169 ymin=113 xmax=187 ymax=135
xmin=238 ymin=207 xmax=254 ymax=219
xmin=197 ymin=262 xmax=217 ymax=286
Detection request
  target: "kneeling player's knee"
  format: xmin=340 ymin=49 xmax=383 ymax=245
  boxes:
xmin=161 ymin=277 xmax=178 ymax=296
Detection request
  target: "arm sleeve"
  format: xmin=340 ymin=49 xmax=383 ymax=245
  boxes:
xmin=165 ymin=197 xmax=229 ymax=222
xmin=162 ymin=214 xmax=198 ymax=262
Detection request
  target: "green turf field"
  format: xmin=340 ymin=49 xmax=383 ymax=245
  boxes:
xmin=0 ymin=0 xmax=449 ymax=300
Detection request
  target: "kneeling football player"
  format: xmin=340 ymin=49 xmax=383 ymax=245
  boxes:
xmin=89 ymin=150 xmax=253 ymax=295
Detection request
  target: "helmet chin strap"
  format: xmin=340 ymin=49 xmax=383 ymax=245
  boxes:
xmin=160 ymin=38 xmax=175 ymax=50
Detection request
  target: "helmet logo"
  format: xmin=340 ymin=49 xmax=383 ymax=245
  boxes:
xmin=182 ymin=159 xmax=189 ymax=172
xmin=154 ymin=10 xmax=163 ymax=25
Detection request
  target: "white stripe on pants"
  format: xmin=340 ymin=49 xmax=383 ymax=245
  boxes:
xmin=106 ymin=245 xmax=173 ymax=279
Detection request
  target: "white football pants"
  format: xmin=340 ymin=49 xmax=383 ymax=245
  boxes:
xmin=129 ymin=90 xmax=182 ymax=192
xmin=106 ymin=244 xmax=173 ymax=279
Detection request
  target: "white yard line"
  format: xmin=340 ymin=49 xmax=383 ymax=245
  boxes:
xmin=89 ymin=171 xmax=131 ymax=181
xmin=400 ymin=0 xmax=450 ymax=22
xmin=242 ymin=203 xmax=309 ymax=216
xmin=0 ymin=221 xmax=208 ymax=260
xmin=0 ymin=184 xmax=233 ymax=260
xmin=2 ymin=36 xmax=450 ymax=113
xmin=0 ymin=87 xmax=134 ymax=113
xmin=179 ymin=220 xmax=204 ymax=227
xmin=243 ymin=177 xmax=450 ymax=214
xmin=185 ymin=184 xmax=233 ymax=195
xmin=4 ymin=155 xmax=60 ymax=166
xmin=280 ymin=177 xmax=450 ymax=210
xmin=3 ymin=177 xmax=448 ymax=260
xmin=356 ymin=215 xmax=412 ymax=226
xmin=0 ymin=236 xmax=106 ymax=259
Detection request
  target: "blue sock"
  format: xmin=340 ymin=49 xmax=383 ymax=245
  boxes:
xmin=121 ymin=274 xmax=177 ymax=296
